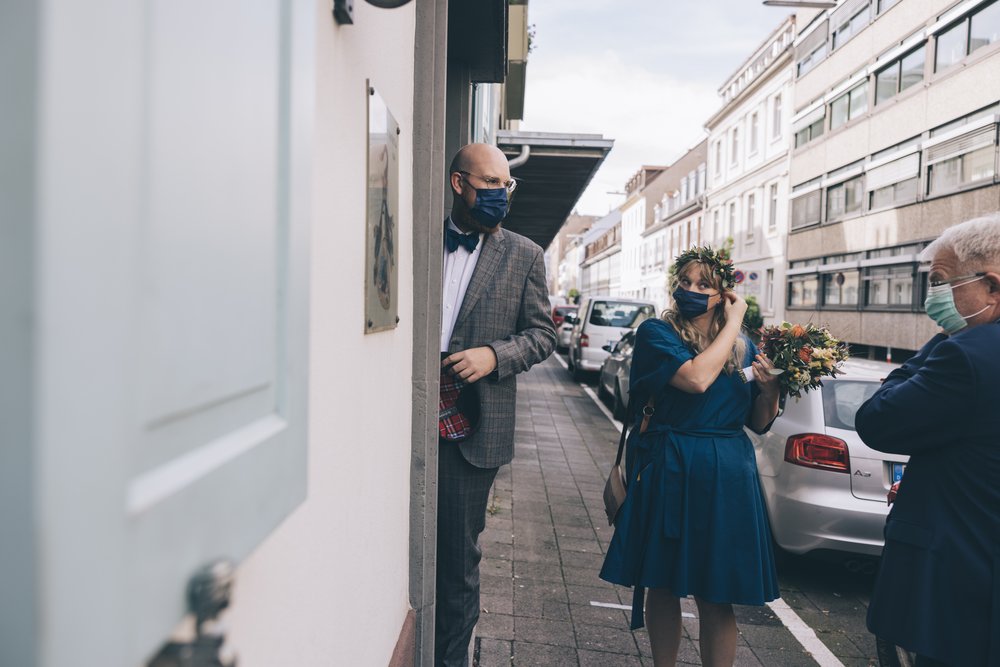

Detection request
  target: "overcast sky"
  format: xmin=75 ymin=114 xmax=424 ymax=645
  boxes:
xmin=519 ymin=0 xmax=793 ymax=215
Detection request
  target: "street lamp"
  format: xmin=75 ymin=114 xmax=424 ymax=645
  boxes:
xmin=762 ymin=0 xmax=837 ymax=7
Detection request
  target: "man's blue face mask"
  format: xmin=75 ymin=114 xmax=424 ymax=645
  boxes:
xmin=468 ymin=185 xmax=509 ymax=228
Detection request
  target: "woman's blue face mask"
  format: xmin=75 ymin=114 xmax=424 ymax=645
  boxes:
xmin=672 ymin=286 xmax=719 ymax=319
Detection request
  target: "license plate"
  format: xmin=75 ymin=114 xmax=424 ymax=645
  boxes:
xmin=891 ymin=462 xmax=906 ymax=483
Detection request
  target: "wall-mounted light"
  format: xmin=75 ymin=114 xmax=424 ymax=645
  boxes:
xmin=334 ymin=0 xmax=414 ymax=25
xmin=762 ymin=0 xmax=837 ymax=7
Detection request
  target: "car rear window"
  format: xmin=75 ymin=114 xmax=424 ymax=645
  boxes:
xmin=821 ymin=380 xmax=880 ymax=431
xmin=589 ymin=302 xmax=654 ymax=327
xmin=554 ymin=306 xmax=577 ymax=317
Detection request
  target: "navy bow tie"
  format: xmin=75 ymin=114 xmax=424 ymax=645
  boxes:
xmin=445 ymin=227 xmax=479 ymax=253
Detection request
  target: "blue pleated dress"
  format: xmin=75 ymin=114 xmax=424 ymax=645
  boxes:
xmin=599 ymin=318 xmax=779 ymax=629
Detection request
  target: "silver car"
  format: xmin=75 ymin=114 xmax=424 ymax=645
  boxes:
xmin=747 ymin=358 xmax=908 ymax=559
xmin=597 ymin=330 xmax=635 ymax=420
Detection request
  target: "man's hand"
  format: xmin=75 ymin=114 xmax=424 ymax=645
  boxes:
xmin=443 ymin=346 xmax=497 ymax=383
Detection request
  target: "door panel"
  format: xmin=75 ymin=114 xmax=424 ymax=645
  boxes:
xmin=26 ymin=0 xmax=314 ymax=664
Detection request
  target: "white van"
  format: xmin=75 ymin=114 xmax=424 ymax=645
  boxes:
xmin=566 ymin=296 xmax=656 ymax=380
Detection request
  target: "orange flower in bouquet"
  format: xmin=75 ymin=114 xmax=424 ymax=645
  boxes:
xmin=758 ymin=323 xmax=849 ymax=398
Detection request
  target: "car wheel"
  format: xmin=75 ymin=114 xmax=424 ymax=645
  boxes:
xmin=875 ymin=637 xmax=917 ymax=667
xmin=612 ymin=382 xmax=626 ymax=421
xmin=597 ymin=377 xmax=611 ymax=401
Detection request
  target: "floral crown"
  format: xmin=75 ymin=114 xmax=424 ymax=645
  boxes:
xmin=669 ymin=245 xmax=737 ymax=290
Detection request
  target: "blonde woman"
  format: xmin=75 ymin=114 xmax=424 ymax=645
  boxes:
xmin=600 ymin=246 xmax=781 ymax=667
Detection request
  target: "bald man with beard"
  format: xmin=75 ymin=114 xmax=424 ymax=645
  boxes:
xmin=435 ymin=143 xmax=556 ymax=666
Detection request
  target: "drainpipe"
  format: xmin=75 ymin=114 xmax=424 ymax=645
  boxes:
xmin=507 ymin=144 xmax=530 ymax=168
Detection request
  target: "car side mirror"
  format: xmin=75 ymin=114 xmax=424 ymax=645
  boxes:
xmin=602 ymin=343 xmax=613 ymax=352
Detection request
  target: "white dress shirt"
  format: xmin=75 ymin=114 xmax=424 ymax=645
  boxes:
xmin=441 ymin=218 xmax=485 ymax=352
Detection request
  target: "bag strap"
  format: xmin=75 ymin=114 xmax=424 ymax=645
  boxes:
xmin=613 ymin=395 xmax=655 ymax=467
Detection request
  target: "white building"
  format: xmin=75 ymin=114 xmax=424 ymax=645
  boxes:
xmin=619 ymin=166 xmax=670 ymax=305
xmin=706 ymin=16 xmax=797 ymax=325
xmin=1 ymin=1 xmax=610 ymax=665
xmin=645 ymin=142 xmax=709 ymax=311
xmin=579 ymin=210 xmax=623 ymax=298
xmin=786 ymin=0 xmax=1000 ymax=359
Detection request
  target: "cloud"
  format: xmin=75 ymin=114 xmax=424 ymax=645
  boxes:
xmin=521 ymin=51 xmax=720 ymax=214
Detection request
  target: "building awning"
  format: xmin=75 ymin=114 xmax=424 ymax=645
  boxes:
xmin=497 ymin=130 xmax=614 ymax=250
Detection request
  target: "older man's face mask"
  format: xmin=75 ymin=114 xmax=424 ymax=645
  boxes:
xmin=924 ymin=274 xmax=988 ymax=333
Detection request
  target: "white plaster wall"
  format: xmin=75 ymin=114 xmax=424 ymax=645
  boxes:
xmin=225 ymin=2 xmax=417 ymax=665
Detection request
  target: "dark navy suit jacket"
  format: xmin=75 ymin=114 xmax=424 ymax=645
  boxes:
xmin=856 ymin=321 xmax=1000 ymax=666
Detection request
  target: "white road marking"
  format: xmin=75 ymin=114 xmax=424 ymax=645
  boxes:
xmin=590 ymin=601 xmax=694 ymax=618
xmin=767 ymin=599 xmax=846 ymax=667
xmin=576 ymin=368 xmax=845 ymax=667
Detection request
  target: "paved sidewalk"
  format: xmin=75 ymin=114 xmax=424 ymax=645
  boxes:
xmin=473 ymin=356 xmax=821 ymax=666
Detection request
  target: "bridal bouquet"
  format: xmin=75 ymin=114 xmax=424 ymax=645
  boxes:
xmin=758 ymin=322 xmax=850 ymax=399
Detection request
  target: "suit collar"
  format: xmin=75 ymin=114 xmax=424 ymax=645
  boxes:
xmin=454 ymin=227 xmax=507 ymax=329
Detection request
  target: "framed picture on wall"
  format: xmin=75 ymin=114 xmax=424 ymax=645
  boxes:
xmin=365 ymin=81 xmax=399 ymax=333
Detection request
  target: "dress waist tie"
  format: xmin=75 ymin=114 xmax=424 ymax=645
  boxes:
xmin=629 ymin=425 xmax=744 ymax=631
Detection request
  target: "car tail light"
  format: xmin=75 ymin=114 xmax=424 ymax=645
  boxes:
xmin=784 ymin=433 xmax=850 ymax=473
xmin=580 ymin=333 xmax=589 ymax=347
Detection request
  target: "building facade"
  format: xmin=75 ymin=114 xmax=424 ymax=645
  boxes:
xmin=545 ymin=213 xmax=597 ymax=300
xmin=706 ymin=16 xmax=797 ymax=325
xmin=580 ymin=210 xmax=624 ymax=298
xmin=787 ymin=0 xmax=1000 ymax=359
xmin=646 ymin=142 xmax=709 ymax=311
xmin=619 ymin=166 xmax=670 ymax=305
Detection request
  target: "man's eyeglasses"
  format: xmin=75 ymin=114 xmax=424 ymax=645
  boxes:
xmin=928 ymin=272 xmax=985 ymax=288
xmin=457 ymin=170 xmax=518 ymax=196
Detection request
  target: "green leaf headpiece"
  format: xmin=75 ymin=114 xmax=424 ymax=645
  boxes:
xmin=668 ymin=245 xmax=737 ymax=290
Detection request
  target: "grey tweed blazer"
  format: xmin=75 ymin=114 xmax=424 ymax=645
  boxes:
xmin=447 ymin=226 xmax=556 ymax=468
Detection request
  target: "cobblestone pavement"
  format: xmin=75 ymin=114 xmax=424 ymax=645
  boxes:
xmin=473 ymin=356 xmax=879 ymax=667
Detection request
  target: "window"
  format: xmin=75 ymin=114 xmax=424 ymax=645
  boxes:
xmin=766 ymin=268 xmax=775 ymax=310
xmin=791 ymin=189 xmax=821 ymax=229
xmin=822 ymin=271 xmax=860 ymax=306
xmin=925 ymin=124 xmax=997 ymax=196
xmin=831 ymin=0 xmax=871 ymax=51
xmin=937 ymin=2 xmax=1000 ymax=72
xmin=772 ymin=94 xmax=783 ymax=139
xmin=826 ymin=175 xmax=865 ymax=220
xmin=796 ymin=21 xmax=829 ymax=77
xmin=794 ymin=112 xmax=825 ymax=148
xmin=871 ymin=177 xmax=919 ymax=208
xmin=769 ymin=183 xmax=779 ymax=230
xmin=936 ymin=20 xmax=969 ymax=72
xmin=731 ymin=127 xmax=740 ymax=166
xmin=713 ymin=209 xmax=721 ymax=240
xmin=971 ymin=1 xmax=1000 ymax=54
xmin=830 ymin=82 xmax=868 ymax=130
xmin=875 ymin=48 xmax=925 ymax=105
xmin=728 ymin=202 xmax=736 ymax=237
xmin=747 ymin=193 xmax=756 ymax=240
xmin=788 ymin=275 xmax=819 ymax=307
xmin=750 ymin=113 xmax=760 ymax=154
xmin=867 ymin=152 xmax=920 ymax=209
xmin=715 ymin=141 xmax=723 ymax=176
xmin=877 ymin=0 xmax=901 ymax=14
xmin=865 ymin=265 xmax=914 ymax=307
xmin=928 ymin=145 xmax=996 ymax=194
